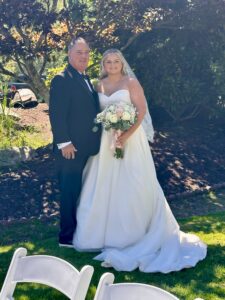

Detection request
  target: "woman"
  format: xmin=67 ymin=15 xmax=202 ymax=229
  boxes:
xmin=73 ymin=49 xmax=207 ymax=273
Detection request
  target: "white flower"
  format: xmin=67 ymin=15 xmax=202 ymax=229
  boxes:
xmin=116 ymin=107 xmax=123 ymax=117
xmin=108 ymin=104 xmax=115 ymax=111
xmin=105 ymin=112 xmax=112 ymax=121
xmin=96 ymin=111 xmax=104 ymax=121
xmin=109 ymin=114 xmax=118 ymax=123
xmin=124 ymin=104 xmax=131 ymax=111
xmin=122 ymin=111 xmax=131 ymax=121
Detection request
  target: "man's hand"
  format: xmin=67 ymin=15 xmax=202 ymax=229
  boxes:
xmin=61 ymin=143 xmax=77 ymax=159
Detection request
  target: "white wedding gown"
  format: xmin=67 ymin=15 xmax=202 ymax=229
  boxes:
xmin=73 ymin=89 xmax=207 ymax=273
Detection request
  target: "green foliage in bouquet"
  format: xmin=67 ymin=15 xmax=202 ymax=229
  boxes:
xmin=95 ymin=102 xmax=138 ymax=159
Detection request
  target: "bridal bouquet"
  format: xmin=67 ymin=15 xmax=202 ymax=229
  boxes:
xmin=95 ymin=102 xmax=138 ymax=158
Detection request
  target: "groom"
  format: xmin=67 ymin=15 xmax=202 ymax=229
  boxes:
xmin=49 ymin=37 xmax=101 ymax=247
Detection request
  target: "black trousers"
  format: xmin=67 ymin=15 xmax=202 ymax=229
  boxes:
xmin=56 ymin=152 xmax=88 ymax=243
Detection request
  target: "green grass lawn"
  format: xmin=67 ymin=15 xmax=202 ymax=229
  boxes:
xmin=0 ymin=212 xmax=224 ymax=300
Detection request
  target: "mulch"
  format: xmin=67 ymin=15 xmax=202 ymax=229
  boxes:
xmin=0 ymin=104 xmax=225 ymax=222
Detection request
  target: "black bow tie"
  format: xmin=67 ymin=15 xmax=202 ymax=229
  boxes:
xmin=81 ymin=73 xmax=89 ymax=80
xmin=80 ymin=73 xmax=95 ymax=93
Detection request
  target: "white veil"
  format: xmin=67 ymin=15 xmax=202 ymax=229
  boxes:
xmin=100 ymin=49 xmax=154 ymax=143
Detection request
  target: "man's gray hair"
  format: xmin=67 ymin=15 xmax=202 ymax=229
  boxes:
xmin=68 ymin=37 xmax=89 ymax=51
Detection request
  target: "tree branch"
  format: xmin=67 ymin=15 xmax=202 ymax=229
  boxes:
xmin=14 ymin=26 xmax=31 ymax=49
xmin=35 ymin=32 xmax=46 ymax=51
xmin=87 ymin=32 xmax=148 ymax=72
xmin=51 ymin=0 xmax=59 ymax=12
xmin=162 ymin=106 xmax=177 ymax=121
xmin=0 ymin=63 xmax=16 ymax=77
xmin=63 ymin=0 xmax=68 ymax=9
xmin=14 ymin=54 xmax=27 ymax=76
xmin=180 ymin=104 xmax=201 ymax=121
xmin=39 ymin=53 xmax=48 ymax=76
xmin=65 ymin=19 xmax=74 ymax=38
xmin=10 ymin=55 xmax=26 ymax=68
xmin=120 ymin=33 xmax=142 ymax=52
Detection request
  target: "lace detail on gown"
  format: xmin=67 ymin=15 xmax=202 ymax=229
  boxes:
xmin=73 ymin=90 xmax=207 ymax=273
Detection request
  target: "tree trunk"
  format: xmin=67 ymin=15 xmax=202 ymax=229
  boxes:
xmin=30 ymin=77 xmax=50 ymax=104
xmin=24 ymin=59 xmax=50 ymax=104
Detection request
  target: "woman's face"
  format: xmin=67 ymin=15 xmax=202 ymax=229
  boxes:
xmin=103 ymin=53 xmax=123 ymax=76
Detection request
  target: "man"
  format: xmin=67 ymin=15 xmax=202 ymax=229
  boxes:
xmin=49 ymin=37 xmax=101 ymax=247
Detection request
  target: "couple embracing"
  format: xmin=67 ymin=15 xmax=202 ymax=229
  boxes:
xmin=49 ymin=37 xmax=206 ymax=273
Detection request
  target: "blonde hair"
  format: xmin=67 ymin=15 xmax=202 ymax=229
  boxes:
xmin=100 ymin=49 xmax=155 ymax=142
xmin=99 ymin=49 xmax=129 ymax=79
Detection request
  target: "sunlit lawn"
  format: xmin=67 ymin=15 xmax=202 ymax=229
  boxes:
xmin=0 ymin=212 xmax=224 ymax=300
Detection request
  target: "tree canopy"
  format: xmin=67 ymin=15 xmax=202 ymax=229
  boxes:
xmin=0 ymin=0 xmax=225 ymax=121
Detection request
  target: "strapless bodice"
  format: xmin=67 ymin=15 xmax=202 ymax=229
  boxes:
xmin=98 ymin=89 xmax=131 ymax=110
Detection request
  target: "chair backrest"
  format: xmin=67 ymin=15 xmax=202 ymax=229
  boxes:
xmin=94 ymin=273 xmax=179 ymax=300
xmin=0 ymin=247 xmax=93 ymax=300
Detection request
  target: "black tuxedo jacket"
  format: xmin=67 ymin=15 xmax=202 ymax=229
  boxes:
xmin=49 ymin=64 xmax=101 ymax=157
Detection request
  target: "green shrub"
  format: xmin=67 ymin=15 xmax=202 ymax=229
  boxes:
xmin=45 ymin=65 xmax=66 ymax=88
xmin=0 ymin=82 xmax=15 ymax=145
xmin=127 ymin=29 xmax=225 ymax=123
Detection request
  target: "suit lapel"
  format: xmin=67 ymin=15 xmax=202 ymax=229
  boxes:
xmin=66 ymin=65 xmax=94 ymax=98
xmin=66 ymin=65 xmax=100 ymax=112
xmin=85 ymin=76 xmax=100 ymax=111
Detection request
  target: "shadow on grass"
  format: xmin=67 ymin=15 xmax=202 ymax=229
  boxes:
xmin=1 ymin=244 xmax=224 ymax=300
xmin=179 ymin=212 xmax=225 ymax=234
xmin=0 ymin=212 xmax=224 ymax=299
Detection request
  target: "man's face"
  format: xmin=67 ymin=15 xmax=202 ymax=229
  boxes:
xmin=68 ymin=40 xmax=90 ymax=73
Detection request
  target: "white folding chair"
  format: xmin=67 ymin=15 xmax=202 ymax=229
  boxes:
xmin=0 ymin=247 xmax=94 ymax=300
xmin=94 ymin=273 xmax=179 ymax=300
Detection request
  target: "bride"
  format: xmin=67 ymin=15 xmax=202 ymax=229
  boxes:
xmin=73 ymin=49 xmax=207 ymax=273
